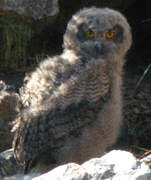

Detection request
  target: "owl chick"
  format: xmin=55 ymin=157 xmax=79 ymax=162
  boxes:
xmin=13 ymin=7 xmax=132 ymax=173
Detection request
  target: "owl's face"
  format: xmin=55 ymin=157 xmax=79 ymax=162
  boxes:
xmin=63 ymin=8 xmax=132 ymax=60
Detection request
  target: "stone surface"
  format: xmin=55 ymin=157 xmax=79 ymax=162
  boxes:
xmin=82 ymin=150 xmax=151 ymax=180
xmin=0 ymin=0 xmax=59 ymax=20
xmin=140 ymin=153 xmax=151 ymax=169
xmin=33 ymin=150 xmax=151 ymax=180
xmin=0 ymin=149 xmax=23 ymax=178
xmin=4 ymin=150 xmax=150 ymax=180
xmin=3 ymin=173 xmax=40 ymax=180
xmin=33 ymin=163 xmax=88 ymax=180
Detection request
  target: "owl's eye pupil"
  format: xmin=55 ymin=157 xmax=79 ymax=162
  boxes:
xmin=87 ymin=31 xmax=95 ymax=39
xmin=105 ymin=31 xmax=115 ymax=39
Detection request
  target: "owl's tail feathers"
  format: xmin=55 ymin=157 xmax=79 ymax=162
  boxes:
xmin=13 ymin=124 xmax=31 ymax=174
xmin=12 ymin=109 xmax=36 ymax=172
xmin=12 ymin=108 xmax=56 ymax=174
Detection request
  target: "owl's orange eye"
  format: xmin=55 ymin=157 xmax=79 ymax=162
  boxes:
xmin=87 ymin=31 xmax=95 ymax=39
xmin=105 ymin=31 xmax=115 ymax=39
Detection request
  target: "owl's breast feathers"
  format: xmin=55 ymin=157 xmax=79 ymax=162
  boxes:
xmin=13 ymin=56 xmax=111 ymax=171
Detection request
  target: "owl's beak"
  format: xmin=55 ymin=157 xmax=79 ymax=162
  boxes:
xmin=94 ymin=39 xmax=102 ymax=51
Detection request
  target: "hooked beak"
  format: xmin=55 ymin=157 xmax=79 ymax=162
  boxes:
xmin=94 ymin=39 xmax=102 ymax=51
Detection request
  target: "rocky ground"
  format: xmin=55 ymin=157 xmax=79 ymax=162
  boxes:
xmin=1 ymin=150 xmax=151 ymax=179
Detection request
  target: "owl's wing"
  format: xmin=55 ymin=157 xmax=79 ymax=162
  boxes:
xmin=13 ymin=57 xmax=110 ymax=172
xmin=13 ymin=96 xmax=109 ymax=173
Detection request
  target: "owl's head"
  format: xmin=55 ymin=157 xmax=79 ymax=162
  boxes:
xmin=63 ymin=7 xmax=132 ymax=60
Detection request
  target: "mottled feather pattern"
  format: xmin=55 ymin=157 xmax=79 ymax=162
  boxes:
xmin=14 ymin=54 xmax=111 ymax=167
xmin=12 ymin=7 xmax=132 ymax=173
xmin=20 ymin=55 xmax=109 ymax=112
xmin=14 ymin=95 xmax=110 ymax=168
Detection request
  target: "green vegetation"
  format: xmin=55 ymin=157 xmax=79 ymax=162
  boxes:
xmin=0 ymin=13 xmax=48 ymax=72
xmin=0 ymin=14 xmax=34 ymax=70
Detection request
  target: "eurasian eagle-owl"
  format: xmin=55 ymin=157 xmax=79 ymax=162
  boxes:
xmin=12 ymin=7 xmax=132 ymax=173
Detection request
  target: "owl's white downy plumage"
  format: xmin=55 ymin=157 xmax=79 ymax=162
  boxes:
xmin=13 ymin=7 xmax=132 ymax=173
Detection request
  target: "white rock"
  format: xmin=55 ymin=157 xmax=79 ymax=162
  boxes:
xmin=0 ymin=0 xmax=59 ymax=20
xmin=3 ymin=173 xmax=40 ymax=180
xmin=3 ymin=150 xmax=151 ymax=180
xmin=82 ymin=150 xmax=151 ymax=180
xmin=32 ymin=163 xmax=88 ymax=180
